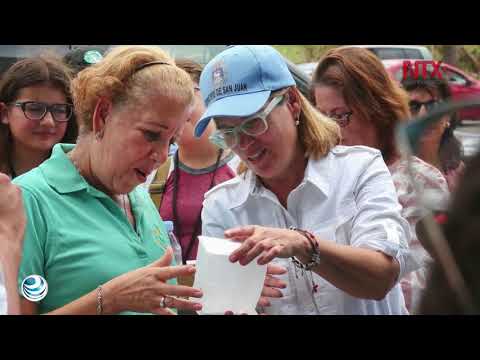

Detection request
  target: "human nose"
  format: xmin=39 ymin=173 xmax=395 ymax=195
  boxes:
xmin=237 ymin=130 xmax=255 ymax=150
xmin=39 ymin=110 xmax=56 ymax=127
xmin=418 ymin=104 xmax=429 ymax=117
xmin=150 ymin=141 xmax=169 ymax=165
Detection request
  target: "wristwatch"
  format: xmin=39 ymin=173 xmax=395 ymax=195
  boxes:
xmin=289 ymin=227 xmax=321 ymax=270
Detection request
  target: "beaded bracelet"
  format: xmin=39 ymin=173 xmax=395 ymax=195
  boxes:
xmin=289 ymin=227 xmax=321 ymax=271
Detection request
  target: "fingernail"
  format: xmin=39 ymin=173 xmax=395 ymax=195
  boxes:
xmin=229 ymin=255 xmax=237 ymax=262
xmin=194 ymin=290 xmax=203 ymax=297
xmin=194 ymin=304 xmax=203 ymax=310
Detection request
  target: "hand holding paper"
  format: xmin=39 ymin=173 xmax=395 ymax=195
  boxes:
xmin=193 ymin=236 xmax=267 ymax=315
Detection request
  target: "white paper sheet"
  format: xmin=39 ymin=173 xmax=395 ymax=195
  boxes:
xmin=193 ymin=236 xmax=267 ymax=315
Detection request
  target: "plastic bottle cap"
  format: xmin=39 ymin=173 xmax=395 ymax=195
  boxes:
xmin=164 ymin=221 xmax=174 ymax=233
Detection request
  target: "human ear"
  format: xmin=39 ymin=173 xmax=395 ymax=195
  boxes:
xmin=92 ymin=98 xmax=112 ymax=139
xmin=0 ymin=103 xmax=9 ymax=125
xmin=286 ymin=88 xmax=301 ymax=121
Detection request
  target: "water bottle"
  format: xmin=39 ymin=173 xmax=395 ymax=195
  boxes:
xmin=163 ymin=221 xmax=183 ymax=266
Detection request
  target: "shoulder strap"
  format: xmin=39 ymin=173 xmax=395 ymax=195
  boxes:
xmin=149 ymin=156 xmax=172 ymax=209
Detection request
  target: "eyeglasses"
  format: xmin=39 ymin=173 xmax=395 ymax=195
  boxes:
xmin=11 ymin=101 xmax=74 ymax=123
xmin=409 ymin=99 xmax=440 ymax=116
xmin=209 ymin=94 xmax=285 ymax=149
xmin=324 ymin=111 xmax=353 ymax=128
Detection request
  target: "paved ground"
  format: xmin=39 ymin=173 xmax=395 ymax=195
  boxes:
xmin=455 ymin=121 xmax=480 ymax=158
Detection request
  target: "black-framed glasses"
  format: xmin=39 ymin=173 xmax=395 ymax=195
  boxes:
xmin=325 ymin=111 xmax=353 ymax=128
xmin=409 ymin=99 xmax=440 ymax=116
xmin=11 ymin=101 xmax=74 ymax=123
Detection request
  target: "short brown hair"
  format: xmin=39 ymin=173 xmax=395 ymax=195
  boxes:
xmin=71 ymin=46 xmax=195 ymax=135
xmin=0 ymin=55 xmax=77 ymax=173
xmin=175 ymin=58 xmax=203 ymax=84
xmin=312 ymin=47 xmax=411 ymax=164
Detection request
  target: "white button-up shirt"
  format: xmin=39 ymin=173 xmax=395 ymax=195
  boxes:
xmin=201 ymin=145 xmax=419 ymax=315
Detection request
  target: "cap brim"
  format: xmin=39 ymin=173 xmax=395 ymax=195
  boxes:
xmin=194 ymin=91 xmax=271 ymax=137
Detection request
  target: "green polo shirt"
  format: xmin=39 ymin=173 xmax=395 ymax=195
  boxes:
xmin=14 ymin=144 xmax=175 ymax=315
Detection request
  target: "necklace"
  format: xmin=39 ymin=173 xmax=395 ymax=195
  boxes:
xmin=121 ymin=194 xmax=133 ymax=226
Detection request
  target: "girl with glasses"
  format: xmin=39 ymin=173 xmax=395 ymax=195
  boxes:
xmin=312 ymin=47 xmax=450 ymax=313
xmin=0 ymin=55 xmax=78 ymax=179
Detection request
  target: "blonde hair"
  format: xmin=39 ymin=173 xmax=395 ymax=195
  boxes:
xmin=71 ymin=45 xmax=194 ymax=134
xmin=237 ymin=86 xmax=341 ymax=174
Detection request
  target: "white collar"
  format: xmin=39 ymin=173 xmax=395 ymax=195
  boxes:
xmin=229 ymin=153 xmax=332 ymax=209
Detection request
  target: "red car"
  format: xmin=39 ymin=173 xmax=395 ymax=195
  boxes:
xmin=383 ymin=59 xmax=480 ymax=121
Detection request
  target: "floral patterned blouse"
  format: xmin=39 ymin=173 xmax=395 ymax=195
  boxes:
xmin=389 ymin=156 xmax=450 ymax=313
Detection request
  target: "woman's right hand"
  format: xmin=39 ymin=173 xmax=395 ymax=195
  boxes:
xmin=103 ymin=247 xmax=203 ymax=315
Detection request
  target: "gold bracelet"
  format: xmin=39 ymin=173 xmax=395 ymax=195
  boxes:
xmin=96 ymin=286 xmax=103 ymax=315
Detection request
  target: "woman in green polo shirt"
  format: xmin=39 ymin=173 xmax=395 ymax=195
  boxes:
xmin=14 ymin=46 xmax=204 ymax=315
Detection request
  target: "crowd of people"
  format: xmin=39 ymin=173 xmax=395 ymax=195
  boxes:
xmin=0 ymin=45 xmax=478 ymax=315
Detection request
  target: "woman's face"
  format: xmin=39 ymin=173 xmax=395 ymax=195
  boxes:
xmin=94 ymin=92 xmax=192 ymax=195
xmin=408 ymin=87 xmax=448 ymax=146
xmin=1 ymin=84 xmax=69 ymax=153
xmin=314 ymin=85 xmax=378 ymax=148
xmin=177 ymin=83 xmax=208 ymax=146
xmin=214 ymin=90 xmax=301 ymax=182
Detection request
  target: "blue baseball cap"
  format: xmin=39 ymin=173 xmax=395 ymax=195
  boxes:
xmin=194 ymin=45 xmax=296 ymax=137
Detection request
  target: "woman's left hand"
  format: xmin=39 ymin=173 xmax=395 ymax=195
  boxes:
xmin=257 ymin=264 xmax=287 ymax=307
xmin=225 ymin=225 xmax=309 ymax=266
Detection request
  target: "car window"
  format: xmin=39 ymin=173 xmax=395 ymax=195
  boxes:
xmin=404 ymin=49 xmax=423 ymax=59
xmin=157 ymin=45 xmax=227 ymax=65
xmin=0 ymin=45 xmax=111 ymax=77
xmin=444 ymin=69 xmax=468 ymax=86
xmin=370 ymin=48 xmax=405 ymax=60
xmin=0 ymin=45 xmax=73 ymax=75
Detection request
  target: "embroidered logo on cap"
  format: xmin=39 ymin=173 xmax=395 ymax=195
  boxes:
xmin=212 ymin=60 xmax=227 ymax=87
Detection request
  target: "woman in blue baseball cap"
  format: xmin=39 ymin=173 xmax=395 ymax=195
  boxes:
xmin=197 ymin=45 xmax=417 ymax=315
